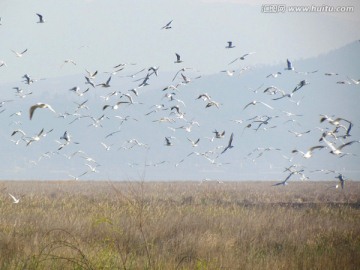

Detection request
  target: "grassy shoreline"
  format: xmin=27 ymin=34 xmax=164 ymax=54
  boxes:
xmin=1 ymin=181 xmax=360 ymax=269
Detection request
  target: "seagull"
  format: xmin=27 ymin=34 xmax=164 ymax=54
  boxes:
xmin=85 ymin=69 xmax=98 ymax=79
xmin=36 ymin=13 xmax=45 ymax=23
xmin=165 ymin=137 xmax=173 ymax=146
xmin=96 ymin=76 xmax=112 ymax=87
xmin=26 ymin=128 xmax=53 ymax=146
xmin=213 ymin=130 xmax=225 ymax=139
xmin=292 ymin=80 xmax=309 ymax=93
xmin=11 ymin=129 xmax=26 ymax=137
xmin=187 ymin=138 xmax=200 ymax=147
xmin=11 ymin=49 xmax=28 ymax=57
xmin=273 ymin=169 xmax=304 ymax=186
xmin=322 ymin=137 xmax=360 ymax=156
xmin=285 ymin=59 xmax=294 ymax=70
xmin=103 ymin=101 xmax=129 ymax=111
xmin=62 ymin=59 xmax=76 ymax=66
xmin=29 ymin=103 xmax=56 ymax=120
xmin=9 ymin=193 xmax=20 ymax=203
xmin=288 ymin=130 xmax=311 ymax=137
xmin=174 ymin=53 xmax=183 ymax=63
xmin=266 ymin=72 xmax=282 ymax=78
xmin=221 ymin=133 xmax=234 ymax=154
xmin=60 ymin=131 xmax=70 ymax=142
xmin=85 ymin=76 xmax=96 ymax=88
xmin=205 ymin=100 xmax=220 ymax=109
xmin=196 ymin=93 xmax=212 ymax=101
xmin=225 ymin=41 xmax=235 ymax=49
xmin=292 ymin=145 xmax=325 ymax=159
xmin=161 ymin=20 xmax=173 ymax=29
xmin=228 ymin=52 xmax=256 ymax=64
xmin=243 ymin=100 xmax=274 ymax=110
xmin=100 ymin=142 xmax=113 ymax=151
xmin=172 ymin=67 xmax=195 ymax=81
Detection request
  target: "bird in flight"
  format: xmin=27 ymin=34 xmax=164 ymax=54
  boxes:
xmin=225 ymin=41 xmax=235 ymax=49
xmin=221 ymin=133 xmax=234 ymax=154
xmin=11 ymin=49 xmax=28 ymax=57
xmin=285 ymin=59 xmax=295 ymax=70
xmin=292 ymin=145 xmax=325 ymax=159
xmin=161 ymin=20 xmax=173 ymax=29
xmin=243 ymin=100 xmax=274 ymax=110
xmin=36 ymin=13 xmax=45 ymax=23
xmin=174 ymin=53 xmax=183 ymax=63
xmin=29 ymin=103 xmax=56 ymax=120
xmin=9 ymin=193 xmax=20 ymax=203
xmin=228 ymin=52 xmax=256 ymax=64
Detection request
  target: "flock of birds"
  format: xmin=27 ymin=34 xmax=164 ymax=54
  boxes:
xmin=1 ymin=14 xmax=360 ymax=204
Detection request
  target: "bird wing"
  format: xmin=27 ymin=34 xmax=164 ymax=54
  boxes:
xmin=228 ymin=57 xmax=239 ymax=65
xmin=243 ymin=102 xmax=253 ymax=110
xmin=259 ymin=101 xmax=274 ymax=110
xmin=29 ymin=104 xmax=39 ymax=119
xmin=338 ymin=140 xmax=359 ymax=151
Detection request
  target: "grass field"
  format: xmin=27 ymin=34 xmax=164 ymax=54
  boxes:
xmin=0 ymin=180 xmax=360 ymax=269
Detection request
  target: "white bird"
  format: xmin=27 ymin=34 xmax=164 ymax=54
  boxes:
xmin=187 ymin=138 xmax=200 ymax=147
xmin=11 ymin=49 xmax=28 ymax=57
xmin=29 ymin=103 xmax=56 ymax=120
xmin=266 ymin=72 xmax=282 ymax=78
xmin=103 ymin=101 xmax=129 ymax=111
xmin=97 ymin=76 xmax=112 ymax=87
xmin=36 ymin=13 xmax=45 ymax=23
xmin=100 ymin=142 xmax=112 ymax=151
xmin=322 ymin=137 xmax=360 ymax=156
xmin=292 ymin=145 xmax=325 ymax=159
xmin=174 ymin=53 xmax=183 ymax=63
xmin=9 ymin=193 xmax=20 ymax=203
xmin=165 ymin=137 xmax=173 ymax=146
xmin=288 ymin=130 xmax=311 ymax=137
xmin=243 ymin=100 xmax=274 ymax=110
xmin=228 ymin=52 xmax=256 ymax=64
xmin=85 ymin=69 xmax=98 ymax=79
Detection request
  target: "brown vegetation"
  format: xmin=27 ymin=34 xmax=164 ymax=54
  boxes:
xmin=0 ymin=180 xmax=360 ymax=269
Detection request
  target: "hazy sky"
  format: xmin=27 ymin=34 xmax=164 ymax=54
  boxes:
xmin=0 ymin=0 xmax=359 ymax=182
xmin=1 ymin=0 xmax=359 ymax=82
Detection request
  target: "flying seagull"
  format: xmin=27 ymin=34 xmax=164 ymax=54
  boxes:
xmin=285 ymin=59 xmax=294 ymax=70
xmin=102 ymin=101 xmax=129 ymax=111
xmin=97 ymin=76 xmax=112 ymax=87
xmin=11 ymin=49 xmax=28 ymax=57
xmin=292 ymin=145 xmax=325 ymax=159
xmin=29 ymin=103 xmax=56 ymax=120
xmin=9 ymin=193 xmax=20 ymax=203
xmin=174 ymin=53 xmax=183 ymax=63
xmin=36 ymin=13 xmax=45 ymax=23
xmin=322 ymin=137 xmax=360 ymax=156
xmin=228 ymin=52 xmax=256 ymax=64
xmin=243 ymin=100 xmax=274 ymax=110
xmin=221 ymin=133 xmax=234 ymax=154
xmin=161 ymin=20 xmax=173 ymax=29
xmin=225 ymin=41 xmax=235 ymax=49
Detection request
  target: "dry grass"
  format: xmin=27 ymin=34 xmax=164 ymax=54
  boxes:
xmin=0 ymin=180 xmax=360 ymax=269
